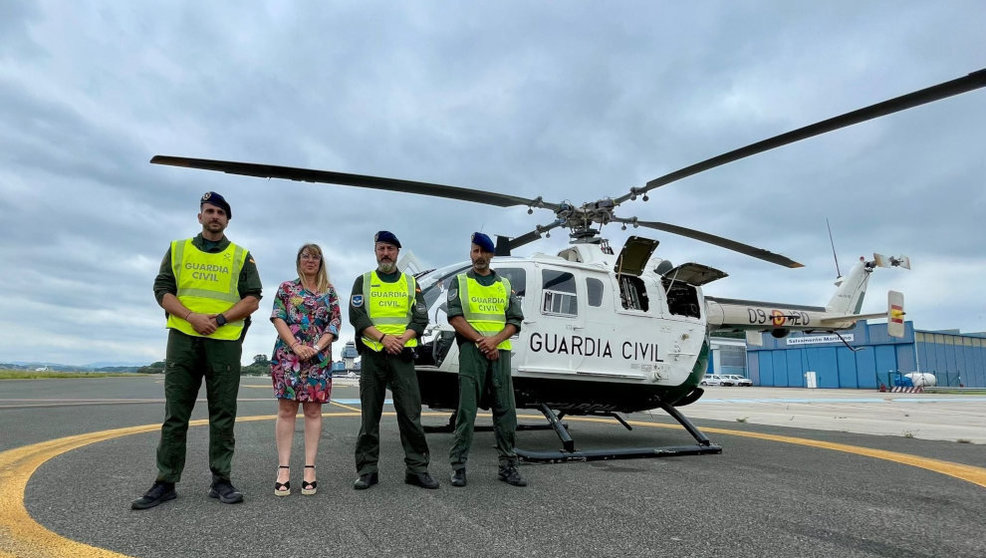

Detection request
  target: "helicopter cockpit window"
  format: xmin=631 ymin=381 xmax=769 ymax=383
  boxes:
xmin=418 ymin=263 xmax=471 ymax=311
xmin=617 ymin=274 xmax=649 ymax=312
xmin=586 ymin=277 xmax=604 ymax=307
xmin=496 ymin=268 xmax=526 ymax=298
xmin=541 ymin=269 xmax=578 ymax=317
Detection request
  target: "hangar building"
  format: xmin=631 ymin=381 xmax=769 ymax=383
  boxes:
xmin=709 ymin=321 xmax=986 ymax=388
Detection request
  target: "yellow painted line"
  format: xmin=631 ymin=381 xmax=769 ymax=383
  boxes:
xmin=2 ymin=412 xmax=985 ymax=557
xmin=525 ymin=414 xmax=986 ymax=488
xmin=0 ymin=423 xmax=161 ymax=558
xmin=695 ymin=424 xmax=986 ymax=488
xmin=330 ymin=400 xmax=364 ymax=413
xmin=0 ymin=411 xmax=441 ymax=557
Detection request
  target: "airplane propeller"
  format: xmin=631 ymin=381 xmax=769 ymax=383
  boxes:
xmin=152 ymin=68 xmax=985 ymax=268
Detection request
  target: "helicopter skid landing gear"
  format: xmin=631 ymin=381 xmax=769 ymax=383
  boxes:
xmin=515 ymin=402 xmax=721 ymax=463
xmin=424 ymin=410 xmax=562 ymax=433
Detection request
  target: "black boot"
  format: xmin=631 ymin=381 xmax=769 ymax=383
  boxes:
xmin=450 ymin=468 xmax=467 ymax=487
xmin=131 ymin=481 xmax=176 ymax=510
xmin=498 ymin=465 xmax=527 ymax=487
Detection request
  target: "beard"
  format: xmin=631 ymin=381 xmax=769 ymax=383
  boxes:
xmin=377 ymin=259 xmax=397 ymax=273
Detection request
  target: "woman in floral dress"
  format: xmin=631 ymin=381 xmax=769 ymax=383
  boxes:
xmin=270 ymin=243 xmax=341 ymax=496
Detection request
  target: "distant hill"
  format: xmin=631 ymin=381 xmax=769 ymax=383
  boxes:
xmin=0 ymin=361 xmax=145 ymax=373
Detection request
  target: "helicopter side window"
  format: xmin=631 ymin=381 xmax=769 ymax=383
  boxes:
xmin=662 ymin=277 xmax=701 ymax=318
xmin=541 ymin=269 xmax=578 ymax=317
xmin=586 ymin=277 xmax=604 ymax=307
xmin=496 ymin=267 xmax=527 ymax=298
xmin=617 ymin=274 xmax=649 ymax=312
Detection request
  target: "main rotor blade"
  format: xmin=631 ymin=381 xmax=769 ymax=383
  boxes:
xmin=615 ymin=68 xmax=986 ymax=205
xmin=507 ymin=220 xmax=566 ymax=251
xmin=633 ymin=220 xmax=803 ymax=268
xmin=151 ymin=156 xmax=560 ymax=210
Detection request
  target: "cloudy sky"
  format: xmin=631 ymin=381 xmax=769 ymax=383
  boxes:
xmin=1 ymin=1 xmax=983 ymax=366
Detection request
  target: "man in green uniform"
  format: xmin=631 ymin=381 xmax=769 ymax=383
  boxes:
xmin=349 ymin=231 xmax=438 ymax=490
xmin=132 ymin=192 xmax=262 ymax=510
xmin=447 ymin=232 xmax=527 ymax=487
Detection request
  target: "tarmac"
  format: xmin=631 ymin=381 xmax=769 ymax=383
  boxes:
xmin=1 ymin=376 xmax=985 ymax=558
xmin=670 ymin=385 xmax=986 ymax=444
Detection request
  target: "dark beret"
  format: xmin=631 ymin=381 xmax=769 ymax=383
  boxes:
xmin=374 ymin=230 xmax=401 ymax=248
xmin=200 ymin=191 xmax=231 ymax=219
xmin=471 ymin=232 xmax=495 ymax=253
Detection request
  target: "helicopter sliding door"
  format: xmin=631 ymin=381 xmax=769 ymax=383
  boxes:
xmin=519 ymin=265 xmax=588 ymax=377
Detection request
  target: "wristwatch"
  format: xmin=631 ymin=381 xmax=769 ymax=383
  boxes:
xmin=313 ymin=343 xmax=322 ymax=352
xmin=215 ymin=313 xmax=227 ymax=326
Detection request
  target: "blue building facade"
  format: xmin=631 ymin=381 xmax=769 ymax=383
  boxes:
xmin=744 ymin=321 xmax=986 ymax=388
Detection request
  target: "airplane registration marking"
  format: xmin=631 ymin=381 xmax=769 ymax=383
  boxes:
xmin=2 ymin=409 xmax=984 ymax=557
xmin=747 ymin=308 xmax=810 ymax=326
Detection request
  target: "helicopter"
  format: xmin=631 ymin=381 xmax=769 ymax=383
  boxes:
xmin=151 ymin=68 xmax=985 ymax=462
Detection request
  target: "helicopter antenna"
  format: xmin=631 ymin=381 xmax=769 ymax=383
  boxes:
xmin=826 ymin=218 xmax=841 ymax=278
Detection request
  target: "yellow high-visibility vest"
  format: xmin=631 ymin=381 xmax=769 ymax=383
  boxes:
xmin=457 ymin=274 xmax=512 ymax=350
xmin=166 ymin=239 xmax=246 ymax=340
xmin=361 ymin=271 xmax=419 ymax=352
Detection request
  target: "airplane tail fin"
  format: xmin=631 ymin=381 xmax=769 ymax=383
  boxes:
xmin=825 ymin=257 xmax=874 ymax=314
xmin=825 ymin=253 xmax=909 ymax=315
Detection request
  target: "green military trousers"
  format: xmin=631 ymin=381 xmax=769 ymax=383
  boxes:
xmin=156 ymin=329 xmax=242 ymax=483
xmin=449 ymin=343 xmax=518 ymax=470
xmin=355 ymin=349 xmax=430 ymax=475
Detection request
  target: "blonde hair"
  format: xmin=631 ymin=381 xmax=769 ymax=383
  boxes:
xmin=296 ymin=243 xmax=331 ymax=294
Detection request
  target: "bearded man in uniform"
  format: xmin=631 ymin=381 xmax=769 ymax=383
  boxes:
xmin=349 ymin=231 xmax=438 ymax=490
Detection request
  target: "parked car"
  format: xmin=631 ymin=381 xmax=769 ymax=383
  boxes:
xmin=700 ymin=374 xmax=724 ymax=386
xmin=723 ymin=374 xmax=753 ymax=386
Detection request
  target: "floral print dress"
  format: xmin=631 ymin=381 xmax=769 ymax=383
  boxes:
xmin=269 ymin=279 xmax=342 ymax=402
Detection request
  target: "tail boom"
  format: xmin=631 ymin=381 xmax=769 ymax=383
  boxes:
xmin=706 ymin=254 xmax=909 ymax=343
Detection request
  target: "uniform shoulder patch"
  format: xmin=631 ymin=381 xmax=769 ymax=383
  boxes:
xmin=447 ymin=288 xmax=458 ymax=301
xmin=351 ymin=294 xmax=364 ymax=308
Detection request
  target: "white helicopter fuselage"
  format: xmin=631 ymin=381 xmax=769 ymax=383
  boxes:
xmin=413 ymin=239 xmax=903 ymax=415
xmin=414 ymin=240 xmax=712 ymax=414
xmin=429 ymin=252 xmax=705 ymax=386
